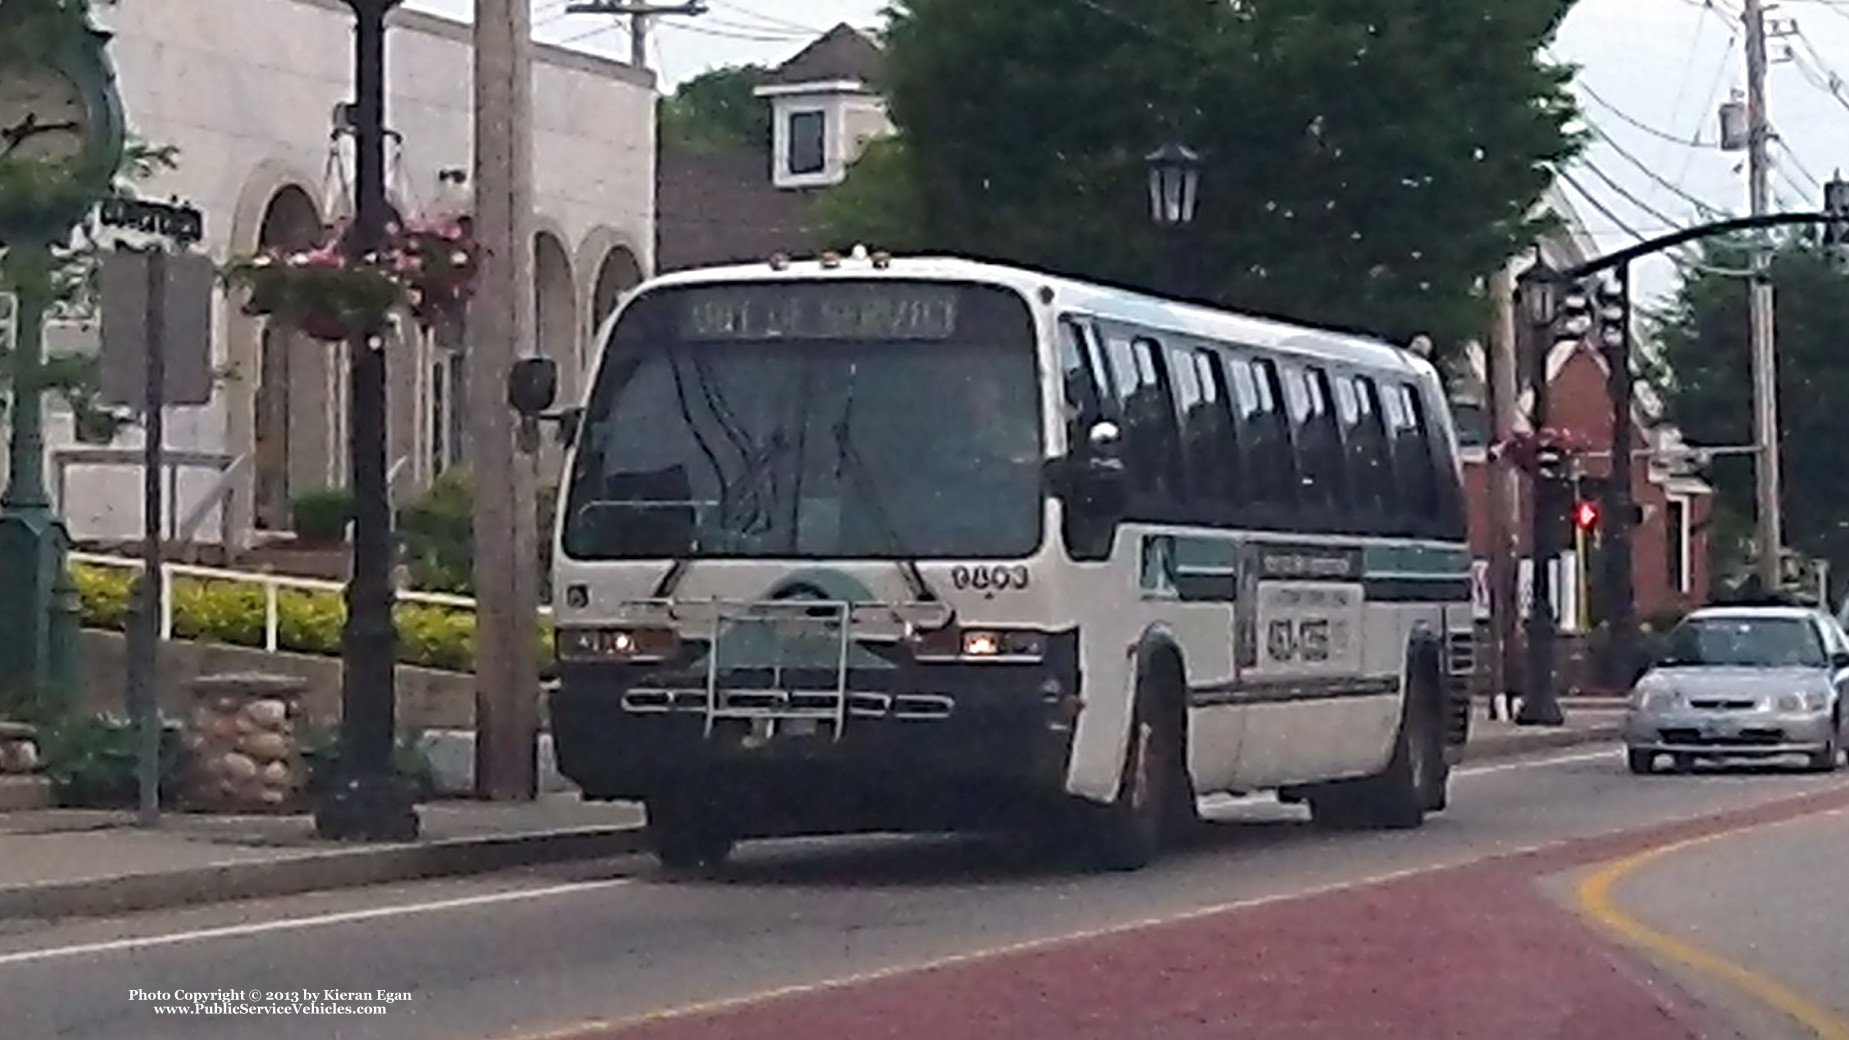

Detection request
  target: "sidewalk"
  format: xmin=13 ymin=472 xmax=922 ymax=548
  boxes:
xmin=0 ymin=701 xmax=1623 ymax=922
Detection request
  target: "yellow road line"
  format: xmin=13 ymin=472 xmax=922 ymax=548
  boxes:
xmin=1575 ymin=808 xmax=1849 ymax=1040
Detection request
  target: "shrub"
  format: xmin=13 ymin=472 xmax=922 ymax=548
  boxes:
xmin=69 ymin=562 xmax=556 ymax=675
xmin=290 ymin=487 xmax=355 ymax=543
xmin=395 ymin=469 xmax=560 ymax=599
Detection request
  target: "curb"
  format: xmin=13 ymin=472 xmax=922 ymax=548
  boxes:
xmin=1464 ymin=724 xmax=1622 ymax=761
xmin=0 ymin=824 xmax=649 ymax=922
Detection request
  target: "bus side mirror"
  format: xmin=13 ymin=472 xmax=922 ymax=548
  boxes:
xmin=557 ymin=406 xmax=583 ymax=449
xmin=508 ymin=357 xmax=558 ymax=417
xmin=1049 ymin=420 xmax=1127 ymax=520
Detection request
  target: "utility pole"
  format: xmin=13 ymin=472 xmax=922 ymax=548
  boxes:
xmin=565 ymin=2 xmax=709 ymax=72
xmin=471 ymin=0 xmax=541 ymax=800
xmin=631 ymin=9 xmax=648 ymax=69
xmin=1486 ymin=267 xmax=1521 ymax=710
xmin=1744 ymin=0 xmax=1782 ymax=590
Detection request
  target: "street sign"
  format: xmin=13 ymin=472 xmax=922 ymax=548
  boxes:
xmin=98 ymin=250 xmax=214 ymax=407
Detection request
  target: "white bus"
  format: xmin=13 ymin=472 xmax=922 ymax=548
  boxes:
xmin=509 ymin=252 xmax=1477 ymax=872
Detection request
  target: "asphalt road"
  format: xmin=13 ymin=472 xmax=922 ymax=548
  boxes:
xmin=3 ymin=746 xmax=1847 ymax=1040
xmin=1586 ymin=792 xmax=1849 ymax=1040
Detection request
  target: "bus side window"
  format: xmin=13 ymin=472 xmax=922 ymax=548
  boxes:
xmin=1165 ymin=342 xmax=1211 ymax=515
xmin=1127 ymin=336 xmax=1184 ymax=506
xmin=1409 ymin=382 xmax=1467 ymax=539
xmin=1342 ymin=375 xmax=1396 ymax=530
xmin=1193 ymin=349 xmax=1244 ymax=516
xmin=1057 ymin=317 xmax=1110 ymax=448
xmin=1283 ymin=365 xmax=1348 ymax=523
xmin=1384 ymin=382 xmax=1440 ymax=532
xmin=1228 ymin=354 xmax=1297 ymax=516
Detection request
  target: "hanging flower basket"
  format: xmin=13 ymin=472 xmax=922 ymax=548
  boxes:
xmin=394 ymin=216 xmax=484 ymax=330
xmin=224 ymin=237 xmax=404 ymax=344
xmin=222 ymin=214 xmax=483 ymax=342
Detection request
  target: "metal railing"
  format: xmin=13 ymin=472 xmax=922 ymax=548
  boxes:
xmin=69 ymin=551 xmax=554 ymax=654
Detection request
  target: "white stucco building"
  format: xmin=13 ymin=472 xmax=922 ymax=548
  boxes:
xmin=33 ymin=0 xmax=655 ymax=549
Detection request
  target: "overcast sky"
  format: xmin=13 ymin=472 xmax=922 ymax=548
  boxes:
xmin=411 ymin=0 xmax=1849 ymax=307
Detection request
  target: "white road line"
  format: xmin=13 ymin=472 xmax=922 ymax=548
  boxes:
xmin=1459 ymin=746 xmax=1620 ymax=776
xmin=0 ymin=742 xmax=1623 ymax=969
xmin=0 ymin=879 xmax=634 ymax=968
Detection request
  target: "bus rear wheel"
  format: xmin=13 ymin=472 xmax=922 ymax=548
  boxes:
xmin=646 ymin=792 xmax=736 ymax=873
xmin=1309 ymin=677 xmax=1441 ymax=830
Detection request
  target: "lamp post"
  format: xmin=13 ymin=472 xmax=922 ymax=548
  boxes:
xmin=313 ymin=0 xmax=418 ymax=842
xmin=1145 ymin=141 xmax=1201 ymax=299
xmin=1516 ymin=262 xmax=1566 ymax=727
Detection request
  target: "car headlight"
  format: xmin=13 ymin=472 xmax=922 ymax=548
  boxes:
xmin=1802 ymin=691 xmax=1830 ymax=712
xmin=1634 ymin=685 xmax=1680 ymax=712
xmin=1774 ymin=693 xmax=1804 ymax=712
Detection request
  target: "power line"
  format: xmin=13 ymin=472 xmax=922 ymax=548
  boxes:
xmin=1577 ymin=80 xmax=1713 ymax=149
xmin=1584 ymin=121 xmax=1730 ymax=217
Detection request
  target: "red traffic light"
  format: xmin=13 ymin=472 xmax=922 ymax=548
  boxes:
xmin=1573 ymin=500 xmax=1600 ymax=530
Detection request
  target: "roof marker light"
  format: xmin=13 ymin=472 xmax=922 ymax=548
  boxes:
xmin=768 ymin=252 xmax=790 ymax=270
xmin=819 ymin=251 xmax=842 ymax=269
xmin=870 ymin=250 xmax=892 ymax=269
xmin=851 ymin=243 xmax=869 ymax=261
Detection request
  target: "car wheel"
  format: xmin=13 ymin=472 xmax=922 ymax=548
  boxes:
xmin=1627 ymin=749 xmax=1655 ymax=775
xmin=1807 ymin=722 xmax=1842 ymax=773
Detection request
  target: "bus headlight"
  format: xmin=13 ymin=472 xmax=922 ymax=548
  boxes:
xmin=911 ymin=627 xmax=1049 ymax=662
xmin=556 ymin=626 xmax=680 ymax=662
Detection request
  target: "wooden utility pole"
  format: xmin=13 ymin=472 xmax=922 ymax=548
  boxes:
xmin=471 ymin=0 xmax=541 ymax=800
xmin=1486 ymin=266 xmax=1521 ymax=711
xmin=1743 ymin=0 xmax=1782 ymax=589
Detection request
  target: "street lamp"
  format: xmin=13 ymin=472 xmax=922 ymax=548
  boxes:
xmin=313 ymin=0 xmax=419 ymax=842
xmin=1516 ymin=259 xmax=1565 ymax=726
xmin=1145 ymin=141 xmax=1201 ymax=299
xmin=1145 ymin=141 xmax=1201 ymax=227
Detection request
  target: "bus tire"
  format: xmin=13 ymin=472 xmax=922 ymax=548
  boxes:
xmin=1309 ymin=672 xmax=1441 ymax=830
xmin=646 ymin=792 xmax=736 ymax=873
xmin=1089 ymin=674 xmax=1181 ymax=871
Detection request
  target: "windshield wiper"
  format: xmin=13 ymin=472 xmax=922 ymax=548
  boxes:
xmin=832 ymin=383 xmax=941 ymax=605
xmin=651 ymin=430 xmax=797 ymax=600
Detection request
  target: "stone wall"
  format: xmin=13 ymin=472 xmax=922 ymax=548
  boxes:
xmin=75 ymin=630 xmax=535 ymax=733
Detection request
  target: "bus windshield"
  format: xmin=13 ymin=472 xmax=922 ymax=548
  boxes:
xmin=561 ymin=279 xmax=1044 ymax=561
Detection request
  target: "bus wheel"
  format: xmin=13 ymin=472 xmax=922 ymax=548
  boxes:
xmin=1089 ymin=682 xmax=1177 ymax=871
xmin=1309 ymin=677 xmax=1439 ymax=830
xmin=646 ymin=793 xmax=736 ymax=873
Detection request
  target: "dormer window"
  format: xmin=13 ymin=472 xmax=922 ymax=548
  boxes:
xmin=787 ymin=110 xmax=827 ymax=177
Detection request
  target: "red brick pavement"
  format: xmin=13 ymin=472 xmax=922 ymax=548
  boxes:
xmin=563 ymin=786 xmax=1849 ymax=1040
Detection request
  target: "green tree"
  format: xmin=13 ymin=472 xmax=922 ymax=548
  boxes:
xmin=658 ymin=64 xmax=772 ymax=154
xmin=1650 ymin=235 xmax=1849 ymax=585
xmin=820 ymin=0 xmax=1584 ymax=352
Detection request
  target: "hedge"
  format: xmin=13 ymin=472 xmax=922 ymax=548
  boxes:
xmin=71 ymin=563 xmax=554 ymax=674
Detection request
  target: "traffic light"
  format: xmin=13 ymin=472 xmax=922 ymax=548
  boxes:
xmin=1826 ymin=174 xmax=1849 ymax=264
xmin=1593 ymin=277 xmax=1627 ymax=354
xmin=1555 ymin=283 xmax=1593 ymax=344
xmin=1573 ymin=498 xmax=1600 ymax=531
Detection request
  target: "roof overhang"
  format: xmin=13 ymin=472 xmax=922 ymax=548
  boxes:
xmin=754 ymin=80 xmax=870 ymax=98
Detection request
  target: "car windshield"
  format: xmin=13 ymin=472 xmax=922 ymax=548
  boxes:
xmin=1656 ymin=616 xmax=1827 ymax=668
xmin=560 ymin=279 xmax=1044 ymax=561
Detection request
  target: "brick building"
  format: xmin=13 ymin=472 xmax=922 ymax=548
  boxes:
xmin=1449 ymin=197 xmax=1713 ymax=691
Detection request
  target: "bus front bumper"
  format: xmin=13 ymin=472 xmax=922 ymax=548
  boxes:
xmin=549 ymin=636 xmax=1083 ymax=835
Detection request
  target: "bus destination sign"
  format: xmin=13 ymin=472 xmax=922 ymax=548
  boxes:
xmin=678 ymin=283 xmax=961 ymax=342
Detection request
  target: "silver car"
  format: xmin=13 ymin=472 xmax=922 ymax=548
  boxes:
xmin=1624 ymin=606 xmax=1848 ymax=774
